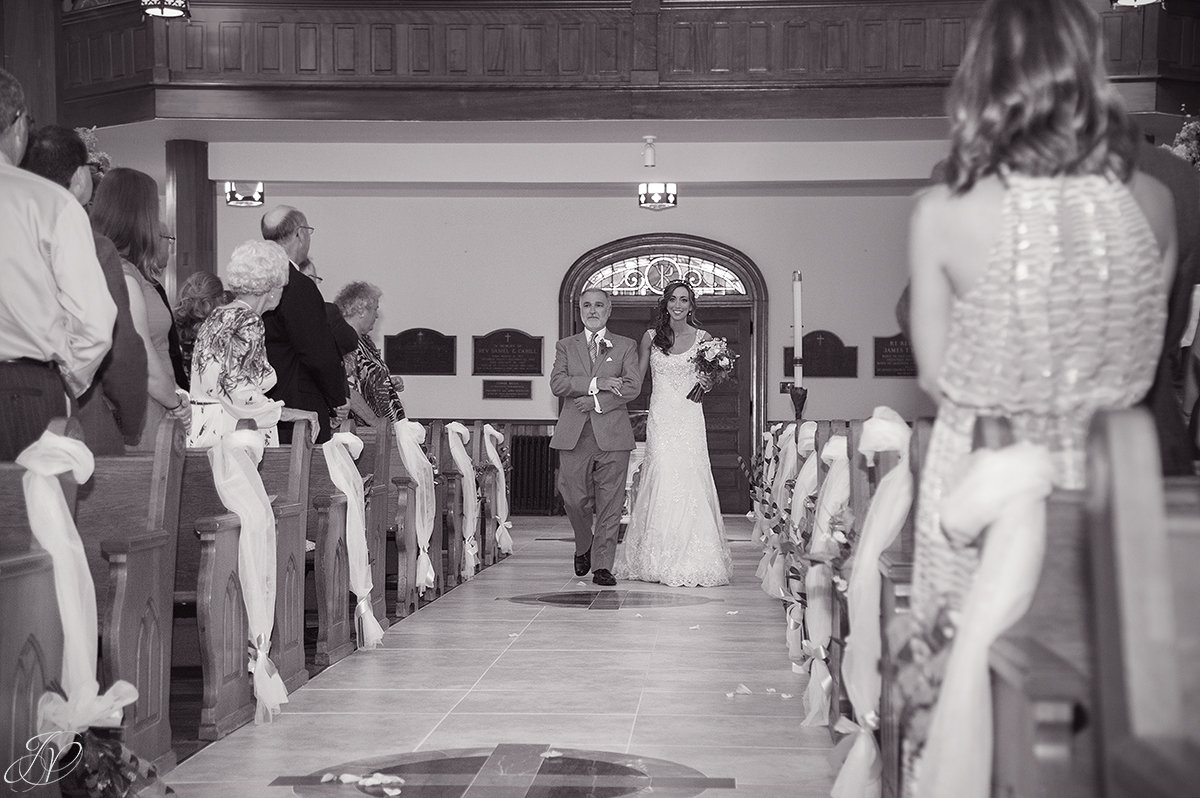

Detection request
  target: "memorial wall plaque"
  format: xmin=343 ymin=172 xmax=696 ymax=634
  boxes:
xmin=384 ymin=328 xmax=456 ymax=375
xmin=473 ymin=329 xmax=543 ymax=376
xmin=783 ymin=330 xmax=858 ymax=378
xmin=482 ymin=380 xmax=533 ymax=400
xmin=874 ymin=333 xmax=918 ymax=377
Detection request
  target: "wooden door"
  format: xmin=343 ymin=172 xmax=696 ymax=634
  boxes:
xmin=576 ymin=302 xmax=753 ymax=514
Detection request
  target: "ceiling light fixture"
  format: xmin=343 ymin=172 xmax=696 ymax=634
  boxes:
xmin=141 ymin=0 xmax=190 ymax=18
xmin=637 ymin=136 xmax=678 ymax=211
xmin=225 ymin=181 xmax=265 ymax=207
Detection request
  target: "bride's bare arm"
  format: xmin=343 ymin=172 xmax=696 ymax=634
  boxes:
xmin=639 ymin=330 xmax=653 ymax=380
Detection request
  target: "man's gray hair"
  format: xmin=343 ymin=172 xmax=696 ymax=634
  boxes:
xmin=0 ymin=68 xmax=25 ymax=134
xmin=261 ymin=206 xmax=305 ymax=242
xmin=579 ymin=286 xmax=610 ymax=302
xmin=334 ymin=281 xmax=383 ymax=319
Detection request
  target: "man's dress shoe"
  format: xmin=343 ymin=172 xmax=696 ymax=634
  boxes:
xmin=574 ymin=551 xmax=591 ymax=577
xmin=592 ymin=569 xmax=616 ymax=586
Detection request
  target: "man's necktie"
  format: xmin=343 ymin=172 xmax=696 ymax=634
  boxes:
xmin=589 ymin=333 xmax=600 ymax=365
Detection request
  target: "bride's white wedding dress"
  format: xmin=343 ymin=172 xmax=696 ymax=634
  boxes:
xmin=614 ymin=336 xmax=734 ymax=587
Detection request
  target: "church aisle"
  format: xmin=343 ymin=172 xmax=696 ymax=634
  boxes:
xmin=165 ymin=515 xmax=835 ymax=797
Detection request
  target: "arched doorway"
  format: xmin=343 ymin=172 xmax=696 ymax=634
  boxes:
xmin=559 ymin=234 xmax=768 ymax=515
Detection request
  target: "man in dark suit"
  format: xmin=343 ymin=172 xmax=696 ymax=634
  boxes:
xmin=550 ymin=288 xmax=642 ymax=586
xmin=260 ymin=205 xmax=348 ymax=443
xmin=20 ymin=125 xmax=147 ymax=453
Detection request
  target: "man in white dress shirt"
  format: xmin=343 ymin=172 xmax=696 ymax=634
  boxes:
xmin=0 ymin=68 xmax=115 ymax=458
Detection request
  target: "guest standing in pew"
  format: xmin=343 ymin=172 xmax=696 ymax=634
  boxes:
xmin=902 ymin=0 xmax=1177 ymax=789
xmin=187 ymin=240 xmax=318 ymax=448
xmin=300 ymin=256 xmax=360 ymax=359
xmin=260 ymin=206 xmax=348 ymax=444
xmin=90 ymin=167 xmax=191 ymax=449
xmin=333 ymin=281 xmax=407 ymax=425
xmin=0 ymin=69 xmax=116 ymax=459
xmin=175 ymin=271 xmax=232 ymax=384
xmin=19 ymin=125 xmax=147 ymax=454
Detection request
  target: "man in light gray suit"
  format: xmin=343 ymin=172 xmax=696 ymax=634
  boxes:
xmin=550 ymin=288 xmax=642 ymax=586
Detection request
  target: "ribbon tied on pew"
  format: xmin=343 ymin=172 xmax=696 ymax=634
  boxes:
xmin=801 ymin=434 xmax=849 ymax=728
xmin=445 ymin=422 xmax=481 ymax=581
xmin=915 ymin=441 xmax=1053 ymax=798
xmin=17 ymin=431 xmax=143 ymax=743
xmin=482 ymin=424 xmax=514 ymax=555
xmin=207 ymin=427 xmax=288 ymax=723
xmin=833 ymin=406 xmax=914 ymax=798
xmin=393 ymin=419 xmax=437 ymax=595
xmin=750 ymin=424 xmax=785 ymax=542
xmin=322 ymin=431 xmax=385 ymax=650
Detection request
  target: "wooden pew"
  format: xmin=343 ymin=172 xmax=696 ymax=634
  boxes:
xmin=429 ymin=420 xmax=463 ymax=591
xmin=351 ymin=419 xmax=392 ymax=630
xmin=1086 ymin=408 xmax=1200 ymax=797
xmin=471 ymin=421 xmax=498 ymax=568
xmin=308 ymin=426 xmax=352 ymax=667
xmin=386 ymin=438 xmax=420 ymax=618
xmin=75 ymin=417 xmax=184 ymax=771
xmin=175 ymin=419 xmax=312 ymax=740
xmin=0 ymin=418 xmax=75 ymax=798
xmin=826 ymin=418 xmax=873 ymax=731
xmin=879 ymin=417 xmax=932 ymax=798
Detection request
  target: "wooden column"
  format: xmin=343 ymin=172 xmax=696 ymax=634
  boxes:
xmin=165 ymin=139 xmax=216 ymax=299
xmin=0 ymin=0 xmax=58 ymax=126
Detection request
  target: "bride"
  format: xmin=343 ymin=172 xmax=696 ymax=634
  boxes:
xmin=614 ymin=280 xmax=734 ymax=587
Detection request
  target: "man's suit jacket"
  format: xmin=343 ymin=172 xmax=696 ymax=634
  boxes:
xmin=262 ymin=262 xmax=347 ymax=443
xmin=76 ymin=233 xmax=148 ymax=453
xmin=549 ymin=331 xmax=642 ymax=451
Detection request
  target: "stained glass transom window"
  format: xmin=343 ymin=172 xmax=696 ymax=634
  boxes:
xmin=583 ymin=255 xmax=747 ymax=297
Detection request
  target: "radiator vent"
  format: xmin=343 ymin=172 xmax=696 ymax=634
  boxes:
xmin=510 ymin=434 xmax=562 ymax=515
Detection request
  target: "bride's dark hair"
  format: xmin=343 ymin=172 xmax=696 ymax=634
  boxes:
xmin=652 ymin=280 xmax=700 ymax=355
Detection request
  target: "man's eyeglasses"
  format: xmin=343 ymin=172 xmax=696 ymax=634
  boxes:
xmin=9 ymin=108 xmax=33 ymax=130
xmin=299 ymin=225 xmax=315 ymax=236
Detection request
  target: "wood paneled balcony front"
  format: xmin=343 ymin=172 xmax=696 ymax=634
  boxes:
xmin=56 ymin=0 xmax=1200 ymax=126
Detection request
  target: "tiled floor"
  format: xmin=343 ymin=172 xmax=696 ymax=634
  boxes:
xmin=165 ymin=515 xmax=835 ymax=797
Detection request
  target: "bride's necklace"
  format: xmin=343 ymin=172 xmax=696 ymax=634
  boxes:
xmin=670 ymin=328 xmax=697 ymax=355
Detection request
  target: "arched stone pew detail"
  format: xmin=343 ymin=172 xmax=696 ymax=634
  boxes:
xmin=1086 ymin=408 xmax=1200 ymax=798
xmin=75 ymin=417 xmax=184 ymax=771
xmin=0 ymin=418 xmax=74 ymax=794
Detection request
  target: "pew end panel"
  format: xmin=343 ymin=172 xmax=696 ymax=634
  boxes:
xmin=1086 ymin=408 xmax=1200 ymax=798
xmin=311 ymin=494 xmax=353 ymax=668
xmin=390 ymin=474 xmax=419 ymax=619
xmin=193 ymin=512 xmax=253 ymax=741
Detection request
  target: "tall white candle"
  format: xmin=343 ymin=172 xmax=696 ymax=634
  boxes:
xmin=792 ymin=270 xmax=803 ymax=387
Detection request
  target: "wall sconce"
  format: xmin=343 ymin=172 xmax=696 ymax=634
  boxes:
xmin=225 ymin=181 xmax=265 ymax=207
xmin=141 ymin=0 xmax=190 ymax=18
xmin=1111 ymin=0 xmax=1164 ymax=6
xmin=637 ymin=136 xmax=678 ymax=210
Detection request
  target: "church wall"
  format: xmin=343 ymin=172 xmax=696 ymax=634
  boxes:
xmin=215 ymin=190 xmax=937 ymax=423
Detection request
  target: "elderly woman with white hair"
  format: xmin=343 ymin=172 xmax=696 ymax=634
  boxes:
xmin=334 ymin=281 xmax=406 ymax=424
xmin=187 ymin=240 xmax=315 ymax=447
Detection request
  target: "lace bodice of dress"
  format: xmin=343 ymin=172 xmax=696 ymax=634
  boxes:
xmin=647 ymin=337 xmax=708 ymax=461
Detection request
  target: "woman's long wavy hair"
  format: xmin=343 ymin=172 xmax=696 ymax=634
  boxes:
xmin=652 ymin=280 xmax=700 ymax=355
xmin=943 ymin=0 xmax=1139 ymax=194
xmin=175 ymin=272 xmax=231 ymax=341
xmin=89 ymin=167 xmax=164 ymax=279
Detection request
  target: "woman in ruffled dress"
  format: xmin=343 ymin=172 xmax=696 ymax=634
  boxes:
xmin=187 ymin=240 xmax=312 ymax=448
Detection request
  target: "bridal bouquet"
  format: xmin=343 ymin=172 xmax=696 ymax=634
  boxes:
xmin=687 ymin=338 xmax=738 ymax=402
